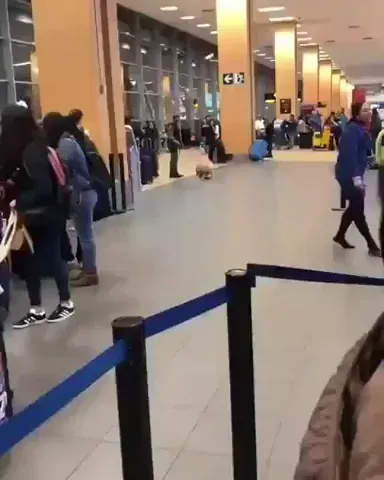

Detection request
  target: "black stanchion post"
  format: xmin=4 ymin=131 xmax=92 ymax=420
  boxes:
xmin=226 ymin=269 xmax=257 ymax=480
xmin=112 ymin=317 xmax=154 ymax=480
xmin=109 ymin=153 xmax=117 ymax=212
xmin=118 ymin=153 xmax=127 ymax=211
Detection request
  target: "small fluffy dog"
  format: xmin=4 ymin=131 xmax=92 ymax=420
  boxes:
xmin=196 ymin=161 xmax=213 ymax=180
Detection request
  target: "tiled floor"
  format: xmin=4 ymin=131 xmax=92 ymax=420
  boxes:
xmin=2 ymin=156 xmax=384 ymax=479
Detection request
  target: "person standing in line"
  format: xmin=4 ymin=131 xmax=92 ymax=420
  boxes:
xmin=333 ymin=102 xmax=380 ymax=256
xmin=339 ymin=107 xmax=348 ymax=133
xmin=0 ymin=104 xmax=75 ymax=328
xmin=43 ymin=113 xmax=99 ymax=287
xmin=265 ymin=118 xmax=275 ymax=158
xmin=370 ymin=107 xmax=382 ymax=154
xmin=205 ymin=119 xmax=218 ymax=162
xmin=281 ymin=114 xmax=298 ymax=149
xmin=168 ymin=116 xmax=183 ymax=178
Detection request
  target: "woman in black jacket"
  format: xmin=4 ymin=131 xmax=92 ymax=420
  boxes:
xmin=0 ymin=104 xmax=74 ymax=328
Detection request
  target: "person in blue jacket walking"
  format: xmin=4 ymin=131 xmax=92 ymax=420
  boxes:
xmin=333 ymin=102 xmax=380 ymax=256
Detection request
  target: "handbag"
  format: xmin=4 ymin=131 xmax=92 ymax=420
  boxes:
xmin=0 ymin=209 xmax=33 ymax=262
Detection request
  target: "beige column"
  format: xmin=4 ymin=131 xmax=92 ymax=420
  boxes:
xmin=340 ymin=76 xmax=347 ymax=111
xmin=31 ymin=0 xmax=125 ymax=162
xmin=216 ymin=0 xmax=254 ymax=155
xmin=302 ymin=45 xmax=319 ymax=105
xmin=318 ymin=60 xmax=332 ymax=116
xmin=331 ymin=69 xmax=341 ymax=113
xmin=346 ymin=82 xmax=354 ymax=116
xmin=274 ymin=22 xmax=298 ymax=119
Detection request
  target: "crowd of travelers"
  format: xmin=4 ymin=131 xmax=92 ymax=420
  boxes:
xmin=0 ymin=103 xmax=107 ymax=329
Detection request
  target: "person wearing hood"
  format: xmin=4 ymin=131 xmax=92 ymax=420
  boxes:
xmin=0 ymin=104 xmax=74 ymax=328
xmin=333 ymin=102 xmax=380 ymax=256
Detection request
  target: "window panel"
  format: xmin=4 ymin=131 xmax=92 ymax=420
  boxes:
xmin=122 ymin=64 xmax=139 ymax=92
xmin=119 ymin=37 xmax=136 ymax=64
xmin=161 ymin=44 xmax=173 ymax=71
xmin=8 ymin=5 xmax=34 ymax=43
xmin=0 ymin=82 xmax=8 ymax=112
xmin=124 ymin=92 xmax=140 ymax=120
xmin=0 ymin=42 xmax=7 ymax=79
xmin=143 ymin=93 xmax=159 ymax=122
xmin=143 ymin=68 xmax=158 ymax=94
xmin=179 ymin=74 xmax=188 ymax=90
xmin=12 ymin=42 xmax=35 ymax=82
xmin=177 ymin=51 xmax=188 ymax=75
xmin=141 ymin=42 xmax=157 ymax=68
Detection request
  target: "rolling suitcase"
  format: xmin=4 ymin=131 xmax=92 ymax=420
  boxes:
xmin=249 ymin=139 xmax=268 ymax=161
xmin=140 ymin=148 xmax=154 ymax=185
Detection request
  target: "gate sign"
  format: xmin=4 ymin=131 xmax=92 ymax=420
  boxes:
xmin=222 ymin=72 xmax=245 ymax=85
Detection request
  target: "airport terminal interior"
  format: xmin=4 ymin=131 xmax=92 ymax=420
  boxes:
xmin=1 ymin=0 xmax=384 ymax=479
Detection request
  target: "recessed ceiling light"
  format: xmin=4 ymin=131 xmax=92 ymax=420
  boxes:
xmin=197 ymin=23 xmax=211 ymax=28
xmin=254 ymin=49 xmax=260 ymax=53
xmin=296 ymin=23 xmax=302 ymax=27
xmin=297 ymin=31 xmax=308 ymax=35
xmin=258 ymin=6 xmax=285 ymax=12
xmin=180 ymin=15 xmax=195 ymax=20
xmin=160 ymin=5 xmax=178 ymax=11
xmin=257 ymin=53 xmax=267 ymax=56
xmin=300 ymin=42 xmax=317 ymax=47
xmin=210 ymin=30 xmax=218 ymax=34
xmin=269 ymin=16 xmax=294 ymax=22
xmin=121 ymin=43 xmax=131 ymax=50
xmin=298 ymin=37 xmax=312 ymax=42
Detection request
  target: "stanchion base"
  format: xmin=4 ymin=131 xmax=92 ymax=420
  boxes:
xmin=331 ymin=207 xmax=346 ymax=212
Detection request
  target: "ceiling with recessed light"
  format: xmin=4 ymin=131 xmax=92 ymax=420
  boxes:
xmin=119 ymin=0 xmax=384 ymax=85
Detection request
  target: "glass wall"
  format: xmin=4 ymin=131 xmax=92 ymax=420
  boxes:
xmin=0 ymin=0 xmax=41 ymax=117
xmin=0 ymin=0 xmax=219 ymax=129
xmin=118 ymin=6 xmax=219 ymax=131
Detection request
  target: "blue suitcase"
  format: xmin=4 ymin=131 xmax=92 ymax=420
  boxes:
xmin=249 ymin=140 xmax=268 ymax=161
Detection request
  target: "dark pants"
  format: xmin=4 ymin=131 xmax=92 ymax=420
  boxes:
xmin=336 ymin=185 xmax=377 ymax=249
xmin=170 ymin=150 xmax=179 ymax=177
xmin=61 ymin=229 xmax=82 ymax=264
xmin=23 ymin=224 xmax=71 ymax=306
xmin=266 ymin=136 xmax=273 ymax=156
xmin=208 ymin=143 xmax=216 ymax=162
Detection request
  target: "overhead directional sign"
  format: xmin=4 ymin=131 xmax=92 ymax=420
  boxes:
xmin=222 ymin=72 xmax=245 ymax=85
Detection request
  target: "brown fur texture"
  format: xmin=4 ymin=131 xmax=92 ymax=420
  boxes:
xmin=195 ymin=162 xmax=213 ymax=180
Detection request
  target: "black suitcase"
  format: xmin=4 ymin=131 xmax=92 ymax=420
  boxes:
xmin=216 ymin=139 xmax=228 ymax=163
xmin=140 ymin=149 xmax=154 ymax=185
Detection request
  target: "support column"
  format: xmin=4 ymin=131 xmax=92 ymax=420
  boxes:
xmin=216 ymin=0 xmax=254 ymax=155
xmin=318 ymin=60 xmax=332 ymax=116
xmin=302 ymin=45 xmax=319 ymax=106
xmin=331 ymin=69 xmax=341 ymax=113
xmin=274 ymin=22 xmax=298 ymax=119
xmin=340 ymin=76 xmax=347 ymax=112
xmin=31 ymin=0 xmax=125 ymax=161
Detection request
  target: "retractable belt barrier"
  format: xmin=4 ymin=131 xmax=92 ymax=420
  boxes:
xmin=1 ymin=264 xmax=383 ymax=480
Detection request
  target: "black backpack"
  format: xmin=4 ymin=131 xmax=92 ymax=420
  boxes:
xmin=85 ymin=150 xmax=112 ymax=190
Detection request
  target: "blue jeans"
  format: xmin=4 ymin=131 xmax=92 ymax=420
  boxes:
xmin=74 ymin=189 xmax=98 ymax=274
